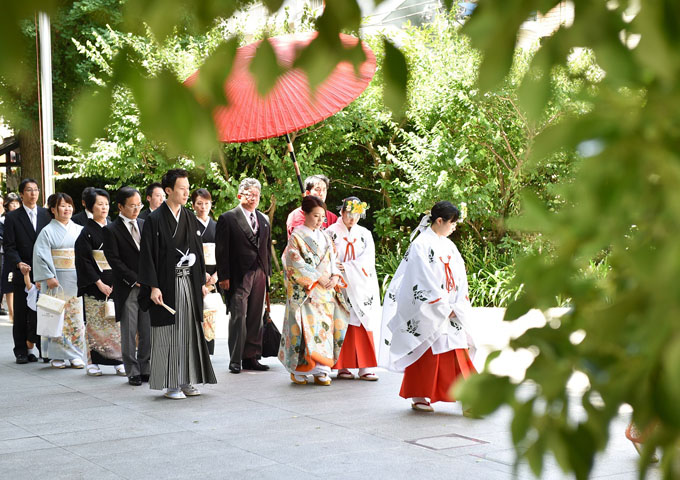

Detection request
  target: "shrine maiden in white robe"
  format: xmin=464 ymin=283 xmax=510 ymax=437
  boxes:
xmin=326 ymin=221 xmax=381 ymax=332
xmin=379 ymin=226 xmax=476 ymax=372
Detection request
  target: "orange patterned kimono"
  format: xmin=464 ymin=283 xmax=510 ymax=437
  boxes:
xmin=278 ymin=225 xmax=349 ymax=374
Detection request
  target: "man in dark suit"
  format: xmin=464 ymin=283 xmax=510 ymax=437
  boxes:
xmin=72 ymin=186 xmax=96 ymax=226
xmin=216 ymin=178 xmax=272 ymax=374
xmin=103 ymin=187 xmax=151 ymax=386
xmin=138 ymin=182 xmax=165 ymax=220
xmin=3 ymin=178 xmax=51 ymax=363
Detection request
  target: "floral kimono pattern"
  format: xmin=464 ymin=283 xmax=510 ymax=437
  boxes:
xmin=83 ymin=297 xmax=123 ymax=365
xmin=379 ymin=227 xmax=476 ymax=372
xmin=33 ymin=220 xmax=86 ymax=361
xmin=278 ymin=226 xmax=349 ymax=373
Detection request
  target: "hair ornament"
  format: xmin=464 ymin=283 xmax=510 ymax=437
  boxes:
xmin=345 ymin=200 xmax=368 ymax=216
xmin=411 ymin=213 xmax=432 ymax=241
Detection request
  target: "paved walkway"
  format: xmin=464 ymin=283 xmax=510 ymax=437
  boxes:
xmin=0 ymin=308 xmax=655 ymax=480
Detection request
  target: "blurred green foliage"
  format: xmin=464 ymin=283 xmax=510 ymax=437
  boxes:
xmin=4 ymin=2 xmax=677 ymax=477
xmin=454 ymin=1 xmax=680 ymax=479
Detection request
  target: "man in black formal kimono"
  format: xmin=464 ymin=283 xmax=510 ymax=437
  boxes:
xmin=216 ymin=178 xmax=272 ymax=374
xmin=103 ymin=187 xmax=151 ymax=386
xmin=3 ymin=178 xmax=51 ymax=363
xmin=138 ymin=182 xmax=165 ymax=220
xmin=138 ymin=169 xmax=216 ymax=399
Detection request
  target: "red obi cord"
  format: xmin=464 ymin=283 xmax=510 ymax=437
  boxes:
xmin=440 ymin=256 xmax=455 ymax=292
xmin=343 ymin=237 xmax=356 ymax=261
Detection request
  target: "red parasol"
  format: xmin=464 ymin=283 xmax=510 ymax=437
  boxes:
xmin=185 ymin=32 xmax=376 ymax=192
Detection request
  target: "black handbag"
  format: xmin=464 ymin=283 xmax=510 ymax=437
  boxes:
xmin=261 ymin=294 xmax=281 ymax=358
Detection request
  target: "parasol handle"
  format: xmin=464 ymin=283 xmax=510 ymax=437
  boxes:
xmin=286 ymin=133 xmax=305 ymax=194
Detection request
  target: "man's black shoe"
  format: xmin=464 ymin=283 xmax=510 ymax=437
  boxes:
xmin=140 ymin=374 xmax=150 ymax=382
xmin=229 ymin=362 xmax=241 ymax=374
xmin=27 ymin=354 xmax=38 ymax=363
xmin=15 ymin=354 xmax=28 ymax=364
xmin=242 ymin=358 xmax=270 ymax=371
xmin=42 ymin=357 xmax=50 ymax=363
xmin=0 ymin=309 xmax=8 ymax=316
xmin=128 ymin=375 xmax=142 ymax=386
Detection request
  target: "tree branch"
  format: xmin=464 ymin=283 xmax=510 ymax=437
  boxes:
xmin=332 ymin=178 xmax=381 ymax=193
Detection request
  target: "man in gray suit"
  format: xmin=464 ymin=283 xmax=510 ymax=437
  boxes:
xmin=103 ymin=187 xmax=151 ymax=386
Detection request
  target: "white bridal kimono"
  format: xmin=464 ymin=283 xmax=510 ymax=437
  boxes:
xmin=326 ymin=221 xmax=381 ymax=333
xmin=379 ymin=227 xmax=475 ymax=372
xmin=33 ymin=219 xmax=86 ymax=361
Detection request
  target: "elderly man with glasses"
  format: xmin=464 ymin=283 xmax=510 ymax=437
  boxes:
xmin=102 ymin=187 xmax=151 ymax=386
xmin=216 ymin=178 xmax=272 ymax=374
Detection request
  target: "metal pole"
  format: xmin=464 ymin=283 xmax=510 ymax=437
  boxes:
xmin=38 ymin=12 xmax=55 ymax=201
xmin=285 ymin=133 xmax=305 ymax=194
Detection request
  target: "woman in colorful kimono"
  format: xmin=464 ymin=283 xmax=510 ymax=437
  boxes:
xmin=33 ymin=193 xmax=86 ymax=369
xmin=75 ymin=188 xmax=125 ymax=377
xmin=379 ymin=201 xmax=476 ymax=413
xmin=279 ymin=195 xmax=349 ymax=386
xmin=192 ymin=188 xmax=218 ymax=354
xmin=326 ymin=197 xmax=380 ymax=381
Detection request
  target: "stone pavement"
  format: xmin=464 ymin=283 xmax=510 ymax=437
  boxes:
xmin=0 ymin=307 xmax=657 ymax=480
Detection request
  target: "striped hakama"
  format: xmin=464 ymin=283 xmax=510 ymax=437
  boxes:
xmin=149 ymin=267 xmax=216 ymax=390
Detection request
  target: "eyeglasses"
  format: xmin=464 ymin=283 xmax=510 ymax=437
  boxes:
xmin=241 ymin=192 xmax=260 ymax=199
xmin=127 ymin=204 xmax=143 ymax=210
xmin=23 ymin=188 xmax=40 ymax=193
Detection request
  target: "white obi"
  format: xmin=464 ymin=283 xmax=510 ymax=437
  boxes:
xmin=92 ymin=250 xmax=111 ymax=271
xmin=203 ymin=243 xmax=216 ymax=266
xmin=51 ymin=249 xmax=76 ymax=270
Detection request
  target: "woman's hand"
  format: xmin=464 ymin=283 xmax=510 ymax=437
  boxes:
xmin=150 ymin=287 xmax=163 ymax=306
xmin=202 ymin=285 xmax=210 ymax=297
xmin=46 ymin=277 xmax=59 ymax=289
xmin=328 ymin=275 xmax=340 ymax=289
xmin=318 ymin=274 xmax=331 ymax=289
xmin=96 ymin=280 xmax=113 ymax=297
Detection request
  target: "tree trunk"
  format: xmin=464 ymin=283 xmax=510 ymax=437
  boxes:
xmin=17 ymin=121 xmax=44 ymax=201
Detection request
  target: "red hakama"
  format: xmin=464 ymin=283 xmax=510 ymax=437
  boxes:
xmin=333 ymin=324 xmax=377 ymax=369
xmin=399 ymin=347 xmax=476 ymax=403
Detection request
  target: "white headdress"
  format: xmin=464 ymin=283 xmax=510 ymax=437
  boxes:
xmin=410 ymin=213 xmax=431 ymax=241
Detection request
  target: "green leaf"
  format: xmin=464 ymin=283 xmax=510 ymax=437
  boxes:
xmin=525 ymin=436 xmax=545 ymax=477
xmin=382 ymin=39 xmax=407 ymax=119
xmin=656 ymin=335 xmax=680 ymax=427
xmin=511 ymin=398 xmax=534 ymax=444
xmin=462 ymin=0 xmax=537 ymax=92
xmin=261 ymin=0 xmax=285 ymax=13
xmin=250 ymin=37 xmax=284 ymax=97
xmin=315 ymin=0 xmax=362 ymax=34
xmin=191 ymin=38 xmax=238 ymax=107
xmin=71 ymin=86 xmax=112 ymax=147
xmin=128 ymin=69 xmax=218 ymax=157
xmin=453 ymin=372 xmax=514 ymax=415
xmin=123 ymin=0 xmax=185 ymax=40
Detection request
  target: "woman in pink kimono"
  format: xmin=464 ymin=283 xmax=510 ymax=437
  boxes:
xmin=278 ymin=196 xmax=349 ymax=386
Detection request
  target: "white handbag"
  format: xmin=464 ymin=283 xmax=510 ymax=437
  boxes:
xmin=36 ymin=286 xmax=66 ymax=338
xmin=36 ymin=285 xmax=66 ymax=314
xmin=202 ymin=291 xmax=224 ymax=342
xmin=104 ymin=297 xmax=116 ymax=320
